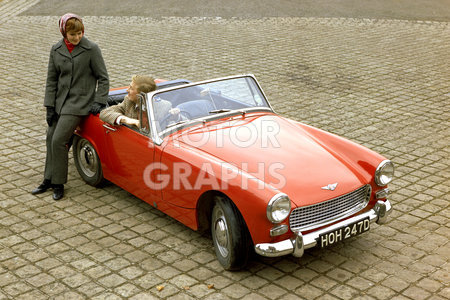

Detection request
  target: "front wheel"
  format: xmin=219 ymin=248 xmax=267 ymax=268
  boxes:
xmin=73 ymin=136 xmax=104 ymax=186
xmin=211 ymin=196 xmax=251 ymax=270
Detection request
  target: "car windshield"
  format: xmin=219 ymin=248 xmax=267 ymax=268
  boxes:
xmin=150 ymin=76 xmax=271 ymax=133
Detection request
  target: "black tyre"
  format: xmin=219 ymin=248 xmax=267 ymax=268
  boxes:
xmin=211 ymin=196 xmax=251 ymax=270
xmin=73 ymin=136 xmax=104 ymax=186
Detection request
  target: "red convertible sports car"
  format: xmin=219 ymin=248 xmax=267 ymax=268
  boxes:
xmin=73 ymin=74 xmax=394 ymax=270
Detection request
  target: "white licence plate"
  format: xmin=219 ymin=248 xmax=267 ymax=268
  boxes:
xmin=318 ymin=218 xmax=370 ymax=248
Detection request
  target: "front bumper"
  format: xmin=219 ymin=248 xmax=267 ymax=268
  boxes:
xmin=255 ymin=199 xmax=392 ymax=258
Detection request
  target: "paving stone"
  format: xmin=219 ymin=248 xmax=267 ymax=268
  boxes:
xmin=119 ymin=265 xmax=145 ymax=280
xmin=203 ymin=275 xmax=233 ymax=290
xmin=2 ymin=281 xmax=33 ymax=298
xmin=0 ymin=273 xmax=19 ymax=287
xmin=26 ymin=272 xmax=55 ymax=288
xmin=221 ymin=283 xmax=251 ymax=298
xmin=97 ymin=273 xmax=127 ymax=288
xmin=136 ymin=272 xmax=164 ymax=290
xmin=310 ymin=275 xmax=339 ymax=291
xmin=39 ymin=282 xmax=70 ymax=298
xmin=15 ymin=264 xmax=41 ymax=279
xmin=257 ymin=284 xmax=288 ymax=299
xmin=90 ymin=292 xmax=121 ymax=300
xmin=169 ymin=274 xmax=199 ymax=289
xmin=416 ymin=277 xmax=443 ymax=293
xmin=172 ymin=258 xmax=199 ymax=272
xmin=129 ymin=292 xmax=159 ymax=300
xmin=381 ymin=276 xmax=410 ymax=293
xmin=187 ymin=266 xmax=217 ymax=281
xmin=114 ymin=283 xmax=142 ymax=298
xmin=0 ymin=1 xmax=448 ymax=299
xmin=402 ymin=285 xmax=432 ymax=300
xmin=149 ymin=282 xmax=180 ymax=298
xmin=78 ymin=282 xmax=107 ymax=298
xmin=295 ymin=284 xmax=325 ymax=299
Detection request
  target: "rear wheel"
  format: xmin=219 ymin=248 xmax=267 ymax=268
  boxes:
xmin=211 ymin=196 xmax=251 ymax=270
xmin=73 ymin=136 xmax=104 ymax=186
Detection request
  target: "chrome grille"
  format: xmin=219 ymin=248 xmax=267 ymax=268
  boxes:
xmin=289 ymin=185 xmax=371 ymax=232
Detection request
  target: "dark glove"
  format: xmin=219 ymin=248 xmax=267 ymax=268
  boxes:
xmin=46 ymin=107 xmax=57 ymax=127
xmin=89 ymin=102 xmax=105 ymax=115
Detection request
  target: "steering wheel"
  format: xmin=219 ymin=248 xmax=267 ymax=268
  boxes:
xmin=179 ymin=110 xmax=192 ymax=120
xmin=160 ymin=110 xmax=192 ymax=130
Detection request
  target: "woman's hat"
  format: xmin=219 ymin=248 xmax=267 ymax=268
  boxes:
xmin=59 ymin=13 xmax=83 ymax=37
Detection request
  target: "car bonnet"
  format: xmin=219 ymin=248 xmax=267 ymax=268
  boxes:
xmin=172 ymin=113 xmax=369 ymax=207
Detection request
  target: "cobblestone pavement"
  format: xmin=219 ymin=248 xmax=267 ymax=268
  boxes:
xmin=0 ymin=1 xmax=449 ymax=299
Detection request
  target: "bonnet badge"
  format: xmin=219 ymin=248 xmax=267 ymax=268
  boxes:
xmin=321 ymin=183 xmax=338 ymax=191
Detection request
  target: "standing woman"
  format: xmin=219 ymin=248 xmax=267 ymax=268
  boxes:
xmin=31 ymin=13 xmax=109 ymax=200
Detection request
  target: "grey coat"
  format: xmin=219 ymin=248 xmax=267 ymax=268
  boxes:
xmin=44 ymin=36 xmax=109 ymax=115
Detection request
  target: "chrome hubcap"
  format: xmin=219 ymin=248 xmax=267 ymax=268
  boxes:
xmin=78 ymin=140 xmax=98 ymax=177
xmin=213 ymin=208 xmax=229 ymax=257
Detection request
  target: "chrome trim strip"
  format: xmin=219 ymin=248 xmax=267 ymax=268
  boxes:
xmin=270 ymin=225 xmax=289 ymax=237
xmin=102 ymin=124 xmax=117 ymax=131
xmin=158 ymin=107 xmax=273 ymax=139
xmin=143 ymin=92 xmax=164 ymax=146
xmin=255 ymin=200 xmax=392 ymax=258
xmin=376 ymin=188 xmax=390 ymax=199
xmin=144 ymin=74 xmax=274 ymax=146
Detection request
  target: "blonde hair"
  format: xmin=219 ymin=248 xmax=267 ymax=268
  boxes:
xmin=132 ymin=75 xmax=156 ymax=93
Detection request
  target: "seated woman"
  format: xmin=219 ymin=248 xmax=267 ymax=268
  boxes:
xmin=100 ymin=75 xmax=179 ymax=131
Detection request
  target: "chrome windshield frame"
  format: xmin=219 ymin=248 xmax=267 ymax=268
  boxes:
xmin=145 ymin=74 xmax=274 ymax=146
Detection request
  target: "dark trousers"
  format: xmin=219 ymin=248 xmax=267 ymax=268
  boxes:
xmin=44 ymin=115 xmax=83 ymax=185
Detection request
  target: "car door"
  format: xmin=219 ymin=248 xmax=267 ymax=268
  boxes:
xmin=102 ymin=97 xmax=160 ymax=205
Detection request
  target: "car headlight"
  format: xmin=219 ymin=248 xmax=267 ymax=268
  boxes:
xmin=267 ymin=193 xmax=291 ymax=223
xmin=375 ymin=160 xmax=395 ymax=186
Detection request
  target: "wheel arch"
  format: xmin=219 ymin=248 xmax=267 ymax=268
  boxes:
xmin=73 ymin=133 xmax=99 ymax=153
xmin=72 ymin=134 xmax=105 ymax=187
xmin=73 ymin=133 xmax=107 ymax=167
xmin=73 ymin=131 xmax=102 ymax=161
xmin=196 ymin=190 xmax=223 ymax=233
xmin=196 ymin=190 xmax=253 ymax=246
xmin=74 ymin=115 xmax=109 ymax=166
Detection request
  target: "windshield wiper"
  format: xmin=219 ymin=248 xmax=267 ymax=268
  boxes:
xmin=209 ymin=109 xmax=231 ymax=114
xmin=166 ymin=120 xmax=189 ymax=128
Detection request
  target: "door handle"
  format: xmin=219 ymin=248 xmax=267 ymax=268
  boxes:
xmin=103 ymin=124 xmax=117 ymax=132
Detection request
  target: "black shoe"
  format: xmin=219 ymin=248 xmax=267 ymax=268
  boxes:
xmin=31 ymin=179 xmax=51 ymax=195
xmin=52 ymin=184 xmax=64 ymax=200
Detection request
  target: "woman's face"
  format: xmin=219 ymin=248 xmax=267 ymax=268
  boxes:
xmin=66 ymin=30 xmax=83 ymax=45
